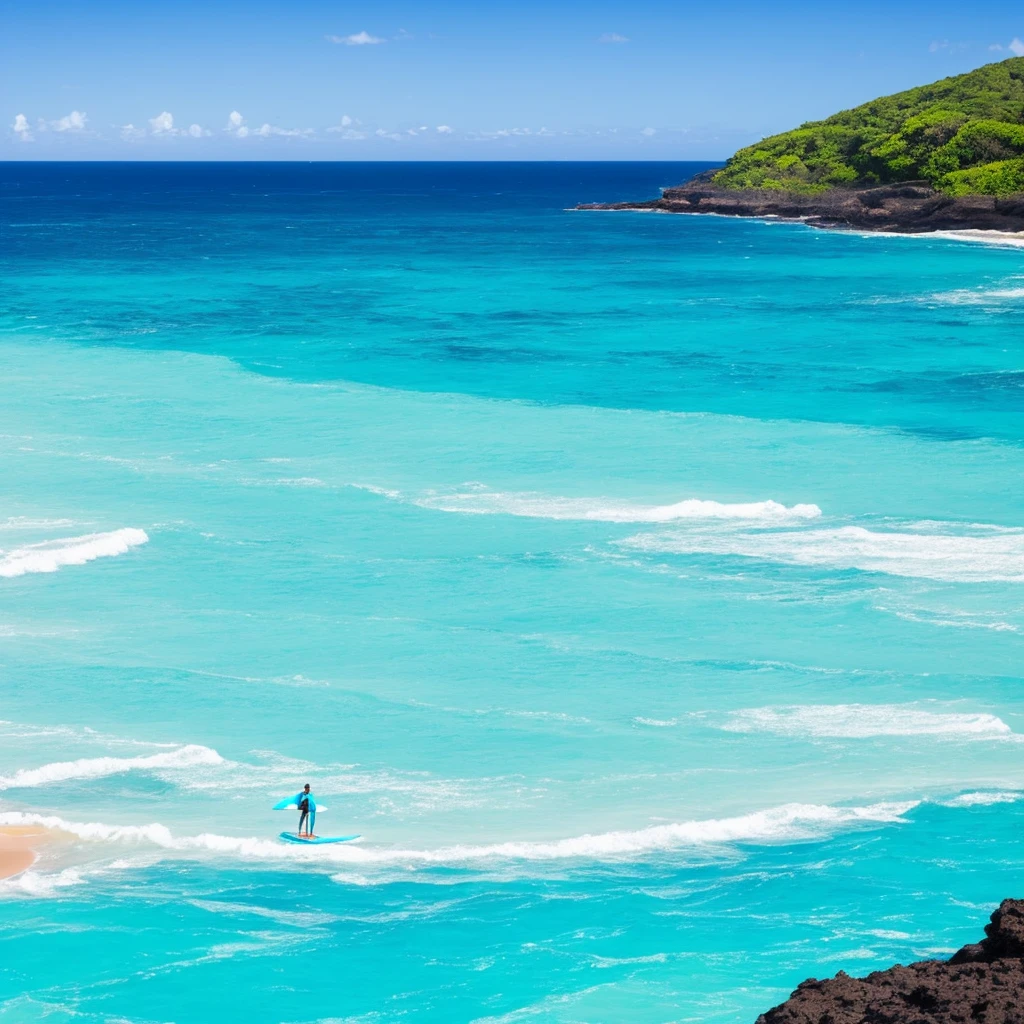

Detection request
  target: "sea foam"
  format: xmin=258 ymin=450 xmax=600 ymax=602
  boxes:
xmin=721 ymin=705 xmax=1013 ymax=740
xmin=938 ymin=791 xmax=1023 ymax=808
xmin=369 ymin=486 xmax=821 ymax=524
xmin=0 ymin=737 xmax=491 ymax=813
xmin=926 ymin=284 xmax=1024 ymax=305
xmin=0 ymin=800 xmax=917 ymax=869
xmin=0 ymin=528 xmax=149 ymax=578
xmin=623 ymin=524 xmax=1024 ymax=582
xmin=0 ymin=745 xmax=224 ymax=790
xmin=0 ymin=868 xmax=84 ymax=898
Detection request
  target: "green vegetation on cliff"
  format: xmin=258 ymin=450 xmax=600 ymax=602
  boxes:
xmin=714 ymin=57 xmax=1024 ymax=196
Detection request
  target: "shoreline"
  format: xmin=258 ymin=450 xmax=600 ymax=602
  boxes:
xmin=577 ymin=204 xmax=1024 ymax=248
xmin=576 ymin=177 xmax=1024 ymax=237
xmin=0 ymin=825 xmax=51 ymax=880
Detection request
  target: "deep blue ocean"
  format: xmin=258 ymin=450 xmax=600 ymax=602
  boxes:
xmin=1 ymin=161 xmax=1023 ymax=1023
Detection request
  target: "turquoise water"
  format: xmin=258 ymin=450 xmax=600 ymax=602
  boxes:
xmin=1 ymin=161 xmax=1023 ymax=1022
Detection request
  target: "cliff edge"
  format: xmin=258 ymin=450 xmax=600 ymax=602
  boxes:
xmin=577 ymin=174 xmax=1024 ymax=233
xmin=756 ymin=899 xmax=1024 ymax=1024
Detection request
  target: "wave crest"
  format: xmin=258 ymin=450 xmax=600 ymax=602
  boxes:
xmin=0 ymin=800 xmax=916 ymax=869
xmin=721 ymin=705 xmax=1013 ymax=740
xmin=623 ymin=524 xmax=1024 ymax=582
xmin=0 ymin=868 xmax=84 ymax=898
xmin=361 ymin=485 xmax=821 ymax=524
xmin=0 ymin=528 xmax=149 ymax=579
xmin=0 ymin=745 xmax=224 ymax=790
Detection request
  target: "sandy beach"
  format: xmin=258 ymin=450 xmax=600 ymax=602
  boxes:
xmin=0 ymin=825 xmax=48 ymax=880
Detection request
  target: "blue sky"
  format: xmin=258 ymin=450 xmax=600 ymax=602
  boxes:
xmin=4 ymin=1 xmax=1024 ymax=160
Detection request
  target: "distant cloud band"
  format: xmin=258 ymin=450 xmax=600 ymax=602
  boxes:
xmin=326 ymin=31 xmax=384 ymax=46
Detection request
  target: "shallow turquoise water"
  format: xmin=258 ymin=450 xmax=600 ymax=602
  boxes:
xmin=0 ymin=162 xmax=1023 ymax=1022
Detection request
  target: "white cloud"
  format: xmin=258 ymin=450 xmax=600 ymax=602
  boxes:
xmin=327 ymin=31 xmax=384 ymax=45
xmin=473 ymin=126 xmax=555 ymax=141
xmin=929 ymin=39 xmax=948 ymax=52
xmin=598 ymin=33 xmax=629 ymax=43
xmin=226 ymin=111 xmax=249 ymax=138
xmin=328 ymin=116 xmax=365 ymax=138
xmin=12 ymin=113 xmax=33 ymax=142
xmin=50 ymin=110 xmax=87 ymax=132
xmin=1011 ymin=38 xmax=1024 ymax=56
xmin=149 ymin=111 xmax=175 ymax=134
xmin=375 ymin=128 xmax=403 ymax=141
xmin=119 ymin=123 xmax=145 ymax=140
xmin=143 ymin=111 xmax=207 ymax=138
xmin=253 ymin=123 xmax=314 ymax=138
xmin=641 ymin=126 xmax=657 ymax=136
xmin=436 ymin=125 xmax=452 ymax=134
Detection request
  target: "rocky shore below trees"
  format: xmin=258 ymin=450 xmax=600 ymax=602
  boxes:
xmin=755 ymin=899 xmax=1024 ymax=1024
xmin=576 ymin=172 xmax=1024 ymax=234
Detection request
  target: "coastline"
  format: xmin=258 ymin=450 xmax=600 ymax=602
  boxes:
xmin=0 ymin=825 xmax=51 ymax=880
xmin=576 ymin=176 xmax=1024 ymax=236
xmin=577 ymin=202 xmax=1024 ymax=248
xmin=757 ymin=899 xmax=1024 ymax=1024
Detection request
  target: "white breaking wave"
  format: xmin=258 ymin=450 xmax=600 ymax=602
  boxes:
xmin=927 ymin=285 xmax=1024 ymax=305
xmin=623 ymin=524 xmax=1024 ymax=582
xmin=0 ymin=745 xmax=224 ymax=790
xmin=0 ymin=801 xmax=917 ymax=869
xmin=722 ymin=705 xmax=1013 ymax=740
xmin=412 ymin=491 xmax=821 ymax=524
xmin=928 ymin=231 xmax=1024 ymax=250
xmin=938 ymin=791 xmax=1023 ymax=807
xmin=0 ymin=528 xmax=149 ymax=578
xmin=354 ymin=484 xmax=821 ymax=524
xmin=0 ymin=868 xmax=84 ymax=898
xmin=0 ymin=735 xmax=496 ymax=812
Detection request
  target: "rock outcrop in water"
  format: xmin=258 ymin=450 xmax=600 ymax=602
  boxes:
xmin=756 ymin=899 xmax=1024 ymax=1024
xmin=576 ymin=171 xmax=1024 ymax=234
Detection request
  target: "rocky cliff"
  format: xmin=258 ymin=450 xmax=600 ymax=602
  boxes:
xmin=576 ymin=172 xmax=1024 ymax=234
xmin=756 ymin=899 xmax=1024 ymax=1024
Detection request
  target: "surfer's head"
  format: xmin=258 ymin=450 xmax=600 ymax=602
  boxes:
xmin=303 ymin=784 xmax=310 ymax=792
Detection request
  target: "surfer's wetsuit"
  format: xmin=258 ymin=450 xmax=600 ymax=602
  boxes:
xmin=295 ymin=791 xmax=316 ymax=835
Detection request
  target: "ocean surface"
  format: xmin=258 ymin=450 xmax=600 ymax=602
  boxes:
xmin=1 ymin=161 xmax=1023 ymax=1023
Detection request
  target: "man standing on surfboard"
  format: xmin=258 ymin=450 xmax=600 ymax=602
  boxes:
xmin=295 ymin=784 xmax=316 ymax=837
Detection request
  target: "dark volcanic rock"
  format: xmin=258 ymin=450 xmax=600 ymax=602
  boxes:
xmin=576 ymin=175 xmax=1024 ymax=234
xmin=755 ymin=899 xmax=1024 ymax=1024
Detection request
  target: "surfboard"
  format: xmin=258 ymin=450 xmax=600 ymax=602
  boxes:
xmin=273 ymin=798 xmax=328 ymax=811
xmin=278 ymin=831 xmax=360 ymax=845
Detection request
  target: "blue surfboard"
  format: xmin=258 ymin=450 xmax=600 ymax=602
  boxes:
xmin=273 ymin=798 xmax=328 ymax=811
xmin=278 ymin=831 xmax=360 ymax=845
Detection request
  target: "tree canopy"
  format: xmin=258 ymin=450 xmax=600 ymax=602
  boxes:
xmin=713 ymin=57 xmax=1024 ymax=196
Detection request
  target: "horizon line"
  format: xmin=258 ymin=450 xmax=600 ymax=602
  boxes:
xmin=0 ymin=158 xmax=727 ymax=165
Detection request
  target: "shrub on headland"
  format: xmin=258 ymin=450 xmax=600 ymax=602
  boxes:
xmin=937 ymin=158 xmax=1024 ymax=197
xmin=713 ymin=57 xmax=1024 ymax=196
